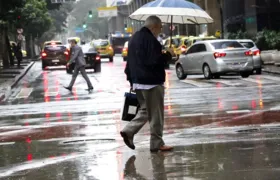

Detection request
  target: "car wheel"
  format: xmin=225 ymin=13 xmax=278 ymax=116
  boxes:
xmin=241 ymin=72 xmax=250 ymax=78
xmin=176 ymin=64 xmax=187 ymax=80
xmin=203 ymin=64 xmax=212 ymax=79
xmin=109 ymin=56 xmax=113 ymax=62
xmin=94 ymin=63 xmax=101 ymax=72
xmin=213 ymin=74 xmax=220 ymax=79
xmin=42 ymin=62 xmax=46 ymax=70
xmin=256 ymin=68 xmax=262 ymax=75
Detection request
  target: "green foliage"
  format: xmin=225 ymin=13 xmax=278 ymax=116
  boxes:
xmin=0 ymin=0 xmax=26 ymax=23
xmin=226 ymin=30 xmax=252 ymax=39
xmin=20 ymin=0 xmax=52 ymax=37
xmin=255 ymin=29 xmax=280 ymax=51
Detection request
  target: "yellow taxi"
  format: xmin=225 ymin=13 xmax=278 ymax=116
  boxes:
xmin=163 ymin=35 xmax=187 ymax=60
xmin=122 ymin=41 xmax=128 ymax=61
xmin=181 ymin=36 xmax=217 ymax=53
xmin=91 ymin=39 xmax=114 ymax=62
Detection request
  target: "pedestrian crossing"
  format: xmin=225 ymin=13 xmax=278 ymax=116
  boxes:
xmin=180 ymin=75 xmax=280 ymax=88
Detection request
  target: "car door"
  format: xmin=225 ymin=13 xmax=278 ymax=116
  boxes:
xmin=181 ymin=44 xmax=199 ymax=73
xmin=192 ymin=44 xmax=208 ymax=73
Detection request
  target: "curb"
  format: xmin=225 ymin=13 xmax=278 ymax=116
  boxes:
xmin=11 ymin=61 xmax=36 ymax=89
xmin=263 ymin=69 xmax=280 ymax=76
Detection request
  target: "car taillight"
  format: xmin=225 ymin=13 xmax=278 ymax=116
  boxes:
xmin=245 ymin=50 xmax=253 ymax=56
xmin=41 ymin=52 xmax=47 ymax=58
xmin=213 ymin=52 xmax=226 ymax=59
xmin=64 ymin=51 xmax=69 ymax=56
xmin=253 ymin=50 xmax=260 ymax=56
xmin=123 ymin=48 xmax=127 ymax=52
xmin=108 ymin=46 xmax=112 ymax=50
xmin=181 ymin=45 xmax=187 ymax=52
xmin=96 ymin=55 xmax=100 ymax=61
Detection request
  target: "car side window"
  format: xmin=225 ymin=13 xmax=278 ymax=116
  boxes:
xmin=197 ymin=44 xmax=207 ymax=52
xmin=186 ymin=45 xmax=198 ymax=54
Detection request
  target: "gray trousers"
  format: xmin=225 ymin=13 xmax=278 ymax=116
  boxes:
xmin=123 ymin=85 xmax=165 ymax=150
xmin=68 ymin=65 xmax=93 ymax=88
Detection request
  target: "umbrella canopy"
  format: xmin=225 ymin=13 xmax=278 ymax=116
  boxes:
xmin=129 ymin=0 xmax=213 ymax=24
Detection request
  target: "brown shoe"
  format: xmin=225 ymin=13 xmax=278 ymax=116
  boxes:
xmin=151 ymin=145 xmax=173 ymax=152
xmin=120 ymin=131 xmax=135 ymax=150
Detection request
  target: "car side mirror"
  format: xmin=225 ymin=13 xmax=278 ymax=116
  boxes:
xmin=81 ymin=41 xmax=86 ymax=45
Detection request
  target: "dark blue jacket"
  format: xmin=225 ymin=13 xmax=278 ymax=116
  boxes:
xmin=125 ymin=27 xmax=171 ymax=85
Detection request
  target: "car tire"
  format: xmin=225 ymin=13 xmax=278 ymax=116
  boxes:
xmin=256 ymin=68 xmax=262 ymax=75
xmin=94 ymin=63 xmax=101 ymax=72
xmin=42 ymin=62 xmax=46 ymax=70
xmin=203 ymin=64 xmax=212 ymax=79
xmin=213 ymin=74 xmax=220 ymax=79
xmin=241 ymin=72 xmax=250 ymax=78
xmin=176 ymin=64 xmax=187 ymax=80
xmin=109 ymin=56 xmax=113 ymax=62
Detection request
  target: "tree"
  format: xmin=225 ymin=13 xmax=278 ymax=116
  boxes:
xmin=0 ymin=1 xmax=26 ymax=67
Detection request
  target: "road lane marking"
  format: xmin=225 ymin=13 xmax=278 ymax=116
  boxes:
xmin=262 ymin=75 xmax=280 ymax=82
xmin=182 ymin=79 xmax=213 ymax=88
xmin=242 ymin=77 xmax=274 ymax=84
xmin=16 ymin=88 xmax=33 ymax=98
xmin=226 ymin=110 xmax=251 ymax=114
xmin=180 ymin=113 xmax=204 ymax=117
xmin=0 ymin=142 xmax=15 ymax=146
xmin=210 ymin=79 xmax=242 ymax=86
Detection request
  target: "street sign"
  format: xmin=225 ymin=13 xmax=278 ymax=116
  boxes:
xmin=75 ymin=27 xmax=84 ymax=33
xmin=17 ymin=28 xmax=23 ymax=34
xmin=97 ymin=6 xmax=118 ymax=18
xmin=169 ymin=25 xmax=175 ymax=31
xmin=17 ymin=34 xmax=23 ymax=41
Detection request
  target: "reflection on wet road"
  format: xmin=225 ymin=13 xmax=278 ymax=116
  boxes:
xmin=1 ymin=56 xmax=280 ymax=179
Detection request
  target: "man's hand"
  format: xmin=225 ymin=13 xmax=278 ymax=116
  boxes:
xmin=165 ymin=47 xmax=175 ymax=56
xmin=66 ymin=63 xmax=70 ymax=68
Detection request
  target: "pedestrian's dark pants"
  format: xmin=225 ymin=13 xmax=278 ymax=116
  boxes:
xmin=122 ymin=85 xmax=165 ymax=151
xmin=68 ymin=65 xmax=93 ymax=88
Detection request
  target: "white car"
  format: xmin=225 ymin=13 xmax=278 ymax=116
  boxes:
xmin=175 ymin=40 xmax=254 ymax=80
xmin=237 ymin=39 xmax=262 ymax=74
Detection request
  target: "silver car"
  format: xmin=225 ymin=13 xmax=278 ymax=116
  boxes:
xmin=237 ymin=39 xmax=262 ymax=74
xmin=175 ymin=40 xmax=254 ymax=80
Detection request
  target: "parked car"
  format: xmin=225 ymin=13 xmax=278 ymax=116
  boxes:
xmin=66 ymin=46 xmax=101 ymax=74
xmin=41 ymin=45 xmax=69 ymax=70
xmin=122 ymin=41 xmax=128 ymax=61
xmin=175 ymin=40 xmax=254 ymax=80
xmin=91 ymin=39 xmax=114 ymax=62
xmin=237 ymin=39 xmax=262 ymax=74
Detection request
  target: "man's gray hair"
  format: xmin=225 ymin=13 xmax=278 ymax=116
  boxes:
xmin=144 ymin=16 xmax=162 ymax=27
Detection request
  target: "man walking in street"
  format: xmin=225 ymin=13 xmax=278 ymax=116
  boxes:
xmin=64 ymin=39 xmax=93 ymax=91
xmin=120 ymin=15 xmax=175 ymax=152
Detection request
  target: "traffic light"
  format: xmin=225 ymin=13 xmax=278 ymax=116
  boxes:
xmin=89 ymin=10 xmax=93 ymax=18
xmin=17 ymin=15 xmax=21 ymax=20
xmin=83 ymin=22 xmax=87 ymax=29
xmin=124 ymin=24 xmax=127 ymax=31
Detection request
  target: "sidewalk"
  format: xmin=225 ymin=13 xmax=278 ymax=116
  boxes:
xmin=0 ymin=59 xmax=35 ymax=102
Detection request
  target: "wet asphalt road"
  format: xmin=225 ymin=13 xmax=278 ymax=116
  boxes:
xmin=1 ymin=56 xmax=280 ymax=179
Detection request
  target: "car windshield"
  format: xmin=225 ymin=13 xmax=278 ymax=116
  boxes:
xmin=45 ymin=42 xmax=62 ymax=46
xmin=93 ymin=41 xmax=109 ymax=46
xmin=211 ymin=41 xmax=244 ymax=49
xmin=172 ymin=38 xmax=181 ymax=47
xmin=44 ymin=46 xmax=65 ymax=51
xmin=239 ymin=42 xmax=255 ymax=48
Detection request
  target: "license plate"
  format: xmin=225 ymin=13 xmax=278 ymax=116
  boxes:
xmin=52 ymin=59 xmax=60 ymax=62
xmin=230 ymin=64 xmax=242 ymax=69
